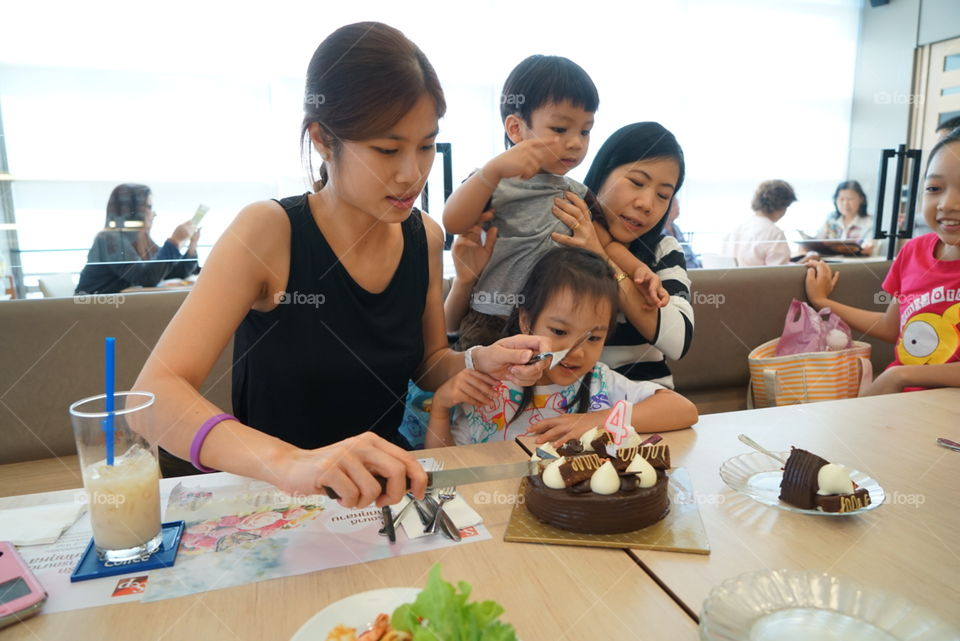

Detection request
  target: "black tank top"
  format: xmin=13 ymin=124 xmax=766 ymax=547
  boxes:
xmin=232 ymin=193 xmax=428 ymax=449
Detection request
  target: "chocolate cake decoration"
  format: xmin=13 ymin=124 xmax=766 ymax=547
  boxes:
xmin=557 ymin=454 xmax=603 ymax=486
xmin=779 ymin=448 xmax=829 ymax=509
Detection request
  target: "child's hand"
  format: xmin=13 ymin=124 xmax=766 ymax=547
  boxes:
xmin=805 ymin=260 xmax=839 ymax=308
xmin=485 ymin=137 xmax=559 ymax=182
xmin=435 ymin=369 xmax=500 ymax=410
xmin=525 ymin=411 xmax=610 ymax=446
xmin=451 ymin=209 xmax=497 ymax=284
xmin=633 ymin=264 xmax=669 ymax=309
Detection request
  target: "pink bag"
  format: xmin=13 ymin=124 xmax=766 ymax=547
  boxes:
xmin=775 ymin=299 xmax=852 ymax=356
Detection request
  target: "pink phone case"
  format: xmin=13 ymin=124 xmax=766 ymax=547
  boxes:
xmin=0 ymin=541 xmax=47 ymax=628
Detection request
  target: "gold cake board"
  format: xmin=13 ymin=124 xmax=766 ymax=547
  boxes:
xmin=503 ymin=468 xmax=710 ymax=554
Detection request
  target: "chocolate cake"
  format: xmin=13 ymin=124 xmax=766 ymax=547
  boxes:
xmin=779 ymin=447 xmax=872 ymax=512
xmin=524 ymin=440 xmax=671 ymax=534
xmin=778 ymin=448 xmax=829 ymax=509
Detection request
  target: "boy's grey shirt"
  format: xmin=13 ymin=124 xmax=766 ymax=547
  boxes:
xmin=471 ymin=173 xmax=589 ymax=316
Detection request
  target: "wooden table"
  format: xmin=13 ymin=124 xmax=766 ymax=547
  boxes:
xmin=0 ymin=442 xmax=697 ymax=641
xmin=632 ymin=388 xmax=960 ymax=625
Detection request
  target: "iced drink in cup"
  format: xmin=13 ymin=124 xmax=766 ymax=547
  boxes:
xmin=70 ymin=391 xmax=162 ymax=563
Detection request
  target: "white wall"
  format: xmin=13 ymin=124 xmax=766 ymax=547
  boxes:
xmin=847 ymin=0 xmax=920 ymax=217
xmin=847 ymin=0 xmax=960 ymax=236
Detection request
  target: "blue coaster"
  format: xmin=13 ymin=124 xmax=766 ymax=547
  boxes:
xmin=70 ymin=520 xmax=185 ymax=583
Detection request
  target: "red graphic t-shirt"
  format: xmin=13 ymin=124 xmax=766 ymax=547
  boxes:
xmin=882 ymin=233 xmax=960 ymax=367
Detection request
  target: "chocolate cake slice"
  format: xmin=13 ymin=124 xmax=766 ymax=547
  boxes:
xmin=778 ymin=448 xmax=829 ymax=509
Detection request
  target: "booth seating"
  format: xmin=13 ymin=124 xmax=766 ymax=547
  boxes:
xmin=0 ymin=261 xmax=892 ymax=464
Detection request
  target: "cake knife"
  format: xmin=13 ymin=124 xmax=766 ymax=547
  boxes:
xmin=323 ymin=460 xmax=540 ymax=499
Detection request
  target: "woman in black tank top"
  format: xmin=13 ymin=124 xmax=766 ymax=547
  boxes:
xmin=134 ymin=23 xmax=548 ymax=509
xmin=232 ymin=194 xmax=429 ymax=450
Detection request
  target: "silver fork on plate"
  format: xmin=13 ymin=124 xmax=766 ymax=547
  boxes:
xmin=426 ymin=486 xmax=457 ymax=534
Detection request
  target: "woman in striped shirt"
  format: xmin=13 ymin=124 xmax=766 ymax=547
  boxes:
xmin=550 ymin=122 xmax=693 ymax=388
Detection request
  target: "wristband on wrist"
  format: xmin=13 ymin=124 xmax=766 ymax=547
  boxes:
xmin=190 ymin=413 xmax=236 ymax=473
xmin=464 ymin=345 xmax=481 ymax=370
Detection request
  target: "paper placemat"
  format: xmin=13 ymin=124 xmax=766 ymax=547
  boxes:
xmin=504 ymin=467 xmax=710 ymax=554
xmin=143 ymin=458 xmax=490 ymax=602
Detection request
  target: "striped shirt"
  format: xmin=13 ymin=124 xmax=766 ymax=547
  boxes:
xmin=601 ymin=235 xmax=694 ymax=389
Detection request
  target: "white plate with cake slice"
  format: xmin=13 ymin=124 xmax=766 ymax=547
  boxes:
xmin=699 ymin=569 xmax=958 ymax=641
xmin=719 ymin=451 xmax=884 ymax=516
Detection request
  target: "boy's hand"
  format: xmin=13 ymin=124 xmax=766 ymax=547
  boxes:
xmin=484 ymin=137 xmax=560 ymax=182
xmin=451 ymin=210 xmax=497 ymax=284
xmin=633 ymin=264 xmax=669 ymax=309
xmin=435 ymin=369 xmax=500 ymax=410
xmin=805 ymin=260 xmax=839 ymax=308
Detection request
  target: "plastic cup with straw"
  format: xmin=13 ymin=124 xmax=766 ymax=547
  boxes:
xmin=102 ymin=337 xmax=115 ymax=466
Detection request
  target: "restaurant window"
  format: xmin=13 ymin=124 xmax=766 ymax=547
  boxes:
xmin=0 ymin=0 xmax=861 ymax=297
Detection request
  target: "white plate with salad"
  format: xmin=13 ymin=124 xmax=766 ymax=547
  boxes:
xmin=289 ymin=565 xmax=519 ymax=641
xmin=290 ymin=587 xmax=419 ymax=641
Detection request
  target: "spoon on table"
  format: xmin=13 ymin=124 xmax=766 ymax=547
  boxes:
xmin=937 ymin=437 xmax=960 ymax=452
xmin=738 ymin=434 xmax=787 ymax=465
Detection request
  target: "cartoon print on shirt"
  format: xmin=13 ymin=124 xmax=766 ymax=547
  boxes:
xmin=897 ymin=302 xmax=960 ymax=365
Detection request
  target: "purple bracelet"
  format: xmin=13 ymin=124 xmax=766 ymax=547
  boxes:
xmin=190 ymin=413 xmax=236 ymax=473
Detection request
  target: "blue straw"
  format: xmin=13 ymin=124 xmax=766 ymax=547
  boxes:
xmin=103 ymin=337 xmax=116 ymax=466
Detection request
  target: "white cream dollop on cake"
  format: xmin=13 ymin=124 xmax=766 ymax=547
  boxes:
xmin=542 ymin=457 xmax=566 ymax=489
xmin=816 ymin=463 xmax=855 ymax=495
xmin=579 ymin=427 xmax=602 ymax=451
xmin=626 ymin=453 xmax=657 ymax=488
xmin=589 ymin=461 xmax=621 ymax=495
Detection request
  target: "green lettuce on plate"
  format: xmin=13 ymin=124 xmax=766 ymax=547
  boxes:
xmin=390 ymin=564 xmax=518 ymax=641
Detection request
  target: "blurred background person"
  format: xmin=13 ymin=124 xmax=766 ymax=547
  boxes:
xmin=76 ymin=183 xmax=199 ymax=294
xmin=721 ymin=179 xmax=797 ymax=266
xmin=815 ymin=179 xmax=874 ymax=254
xmin=662 ymin=197 xmax=701 ymax=268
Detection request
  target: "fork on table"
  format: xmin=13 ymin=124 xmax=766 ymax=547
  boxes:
xmin=426 ymin=486 xmax=457 ymax=535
